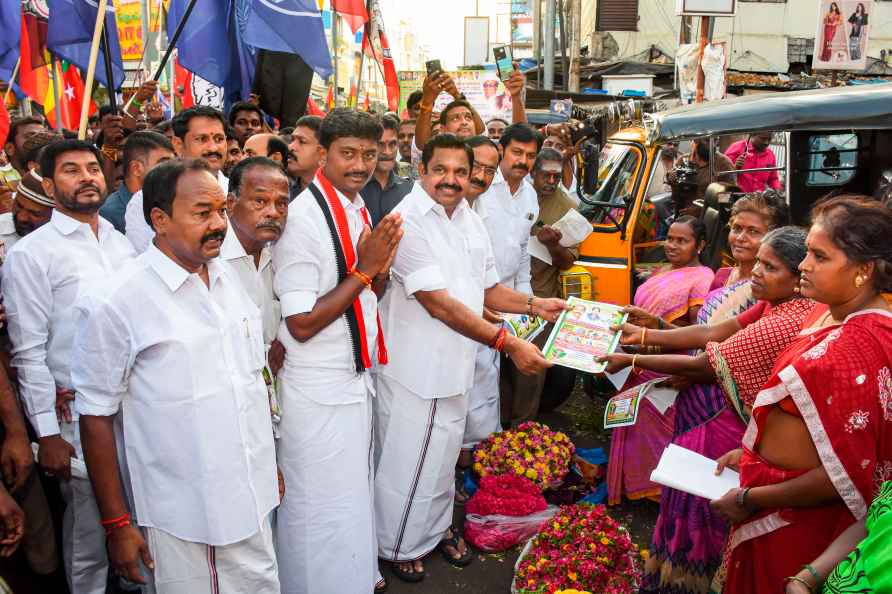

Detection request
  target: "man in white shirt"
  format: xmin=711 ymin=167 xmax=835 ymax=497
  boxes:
xmin=125 ymin=106 xmax=229 ymax=253
xmin=221 ymin=156 xmax=289 ymax=433
xmin=375 ymin=134 xmax=566 ymax=582
xmin=456 ymin=136 xmax=504 ymax=478
xmin=3 ymin=139 xmax=136 ymax=594
xmin=272 ymin=109 xmax=402 ymax=594
xmin=479 ymin=124 xmax=543 ymax=427
xmin=74 ymin=159 xmax=281 ymax=594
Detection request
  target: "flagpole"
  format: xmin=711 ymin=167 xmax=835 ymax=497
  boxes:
xmin=51 ymin=57 xmax=63 ymax=130
xmin=2 ymin=58 xmax=20 ymax=104
xmin=123 ymin=0 xmax=198 ymax=113
xmin=332 ymin=12 xmax=339 ymax=108
xmin=100 ymin=28 xmax=117 ymax=113
xmin=78 ymin=0 xmax=110 ymax=139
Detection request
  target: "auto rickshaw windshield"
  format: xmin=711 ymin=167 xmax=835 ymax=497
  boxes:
xmin=580 ymin=143 xmax=640 ymax=226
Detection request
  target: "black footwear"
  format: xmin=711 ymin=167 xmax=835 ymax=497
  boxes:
xmin=437 ymin=525 xmax=473 ymax=567
xmin=389 ymin=561 xmax=425 ymax=583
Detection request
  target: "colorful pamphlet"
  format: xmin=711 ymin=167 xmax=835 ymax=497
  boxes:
xmin=542 ymin=297 xmax=628 ymax=374
xmin=503 ymin=313 xmax=547 ymax=342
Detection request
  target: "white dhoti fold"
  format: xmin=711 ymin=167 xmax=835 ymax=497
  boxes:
xmin=374 ymin=376 xmax=468 ymax=562
xmin=275 ymin=378 xmax=377 ymax=594
xmin=142 ymin=516 xmax=279 ymax=594
xmin=60 ymin=420 xmax=108 ymax=594
xmin=462 ymin=344 xmax=502 ymax=449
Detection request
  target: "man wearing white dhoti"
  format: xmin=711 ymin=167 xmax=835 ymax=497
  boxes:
xmin=74 ymin=159 xmax=281 ymax=594
xmin=375 ymin=134 xmax=567 ymax=583
xmin=272 ymin=108 xmax=403 ymax=594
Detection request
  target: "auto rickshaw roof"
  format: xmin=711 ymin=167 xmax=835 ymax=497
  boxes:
xmin=647 ymin=84 xmax=892 ymax=145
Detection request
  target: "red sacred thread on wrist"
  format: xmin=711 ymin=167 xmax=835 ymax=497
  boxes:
xmin=490 ymin=328 xmax=508 ymax=352
xmin=101 ymin=513 xmax=131 ymax=536
xmin=350 ymin=267 xmax=373 ymax=288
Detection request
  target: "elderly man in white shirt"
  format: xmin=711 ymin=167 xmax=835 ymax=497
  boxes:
xmin=478 ymin=124 xmax=544 ymax=427
xmin=375 ymin=134 xmax=566 ymax=583
xmin=272 ymin=109 xmax=402 ymax=594
xmin=125 ymin=106 xmax=229 ymax=253
xmin=74 ymin=159 xmax=281 ymax=594
xmin=3 ymin=140 xmax=136 ymax=594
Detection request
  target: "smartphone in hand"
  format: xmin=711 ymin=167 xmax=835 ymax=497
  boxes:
xmin=425 ymin=60 xmax=443 ymax=77
xmin=493 ymin=45 xmax=513 ymax=81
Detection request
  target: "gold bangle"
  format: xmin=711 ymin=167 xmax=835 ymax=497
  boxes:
xmin=641 ymin=326 xmax=648 ymax=347
xmin=631 ymin=354 xmax=639 ymax=372
xmin=783 ymin=576 xmax=815 ymax=593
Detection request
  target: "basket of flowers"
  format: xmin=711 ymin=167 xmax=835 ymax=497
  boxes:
xmin=511 ymin=504 xmax=642 ymax=594
xmin=473 ymin=422 xmax=575 ymax=491
xmin=464 ymin=475 xmax=557 ymax=552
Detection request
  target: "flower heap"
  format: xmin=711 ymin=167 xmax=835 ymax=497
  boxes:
xmin=514 ymin=504 xmax=642 ymax=594
xmin=466 ymin=475 xmax=547 ymax=517
xmin=473 ymin=422 xmax=575 ymax=490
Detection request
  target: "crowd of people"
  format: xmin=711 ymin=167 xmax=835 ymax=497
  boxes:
xmin=0 ymin=64 xmax=889 ymax=594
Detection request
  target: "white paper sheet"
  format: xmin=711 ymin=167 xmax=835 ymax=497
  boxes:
xmin=605 ymin=366 xmax=632 ymax=391
xmin=650 ymin=444 xmax=739 ymax=500
xmin=643 ymin=384 xmax=679 ymax=415
xmin=528 ymin=235 xmax=553 ymax=265
xmin=32 ymin=442 xmax=88 ymax=479
xmin=529 ymin=208 xmax=591 ymax=265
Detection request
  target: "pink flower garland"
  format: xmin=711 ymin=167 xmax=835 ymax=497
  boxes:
xmin=466 ymin=475 xmax=547 ymax=517
xmin=514 ymin=504 xmax=642 ymax=594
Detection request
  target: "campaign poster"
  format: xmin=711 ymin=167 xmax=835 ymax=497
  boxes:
xmin=542 ymin=297 xmax=628 ymax=375
xmin=113 ymin=0 xmax=144 ymax=62
xmin=397 ymin=69 xmax=514 ymax=122
xmin=813 ymin=0 xmax=872 ymax=71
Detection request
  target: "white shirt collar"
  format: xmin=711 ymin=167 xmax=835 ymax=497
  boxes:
xmin=220 ymin=227 xmax=249 ymax=260
xmin=410 ymin=183 xmax=469 ymax=219
xmin=313 ymin=178 xmax=366 ymax=212
xmin=144 ymin=244 xmax=224 ymax=293
xmin=50 ymin=209 xmax=113 ymax=238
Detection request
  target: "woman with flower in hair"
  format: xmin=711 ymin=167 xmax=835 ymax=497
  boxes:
xmin=710 ymin=196 xmax=892 ymax=594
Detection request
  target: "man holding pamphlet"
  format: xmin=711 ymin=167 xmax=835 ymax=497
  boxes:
xmin=374 ymin=134 xmax=567 ymax=583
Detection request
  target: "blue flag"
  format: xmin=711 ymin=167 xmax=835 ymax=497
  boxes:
xmin=167 ymin=0 xmax=232 ymax=89
xmin=242 ymin=0 xmax=332 ymax=79
xmin=47 ymin=0 xmax=125 ymax=91
xmin=0 ymin=0 xmax=20 ymax=81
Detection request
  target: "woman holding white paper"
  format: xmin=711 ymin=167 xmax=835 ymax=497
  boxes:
xmin=607 ymin=194 xmax=787 ymax=511
xmin=709 ymin=196 xmax=892 ymax=594
xmin=602 ymin=226 xmax=815 ymax=594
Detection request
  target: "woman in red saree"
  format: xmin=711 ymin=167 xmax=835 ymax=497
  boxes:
xmin=821 ymin=3 xmax=843 ymax=62
xmin=710 ymin=196 xmax=892 ymax=594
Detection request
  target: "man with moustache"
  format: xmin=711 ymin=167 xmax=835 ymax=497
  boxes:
xmin=273 ymin=108 xmax=402 ymax=594
xmin=362 ymin=115 xmax=412 ymax=226
xmin=375 ymin=134 xmax=566 ymax=582
xmin=229 ymin=101 xmax=265 ymax=145
xmin=73 ymin=159 xmax=280 ymax=594
xmin=222 ymin=157 xmax=290 ymax=432
xmin=456 ymin=136 xmax=504 ymax=479
xmin=3 ymin=139 xmax=136 ymax=594
xmin=478 ymin=124 xmax=541 ymax=425
xmin=507 ymin=148 xmax=581 ymax=424
xmin=125 ymin=106 xmax=230 ymax=253
xmin=286 ymin=115 xmax=322 ymax=195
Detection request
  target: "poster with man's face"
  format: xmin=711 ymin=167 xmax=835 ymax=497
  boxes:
xmin=813 ymin=0 xmax=873 ymax=71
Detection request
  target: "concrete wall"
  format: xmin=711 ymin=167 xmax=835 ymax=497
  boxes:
xmin=580 ymin=0 xmax=892 ymax=72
